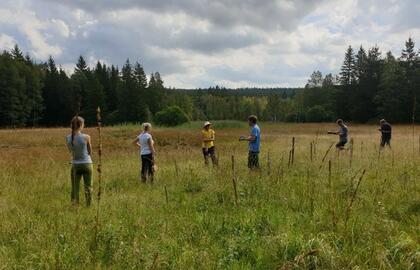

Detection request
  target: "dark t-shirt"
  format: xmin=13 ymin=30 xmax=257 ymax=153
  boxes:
xmin=381 ymin=123 xmax=392 ymax=138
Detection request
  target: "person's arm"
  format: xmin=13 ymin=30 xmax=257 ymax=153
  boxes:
xmin=202 ymin=132 xmax=215 ymax=142
xmin=132 ymin=137 xmax=141 ymax=148
xmin=245 ymin=135 xmax=256 ymax=142
xmin=247 ymin=127 xmax=257 ymax=142
xmin=148 ymin=137 xmax=155 ymax=161
xmin=86 ymin=135 xmax=93 ymax=156
xmin=382 ymin=126 xmax=391 ymax=133
xmin=66 ymin=140 xmax=72 ymax=153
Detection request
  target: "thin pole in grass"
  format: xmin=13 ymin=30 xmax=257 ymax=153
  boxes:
xmin=349 ymin=138 xmax=354 ymax=167
xmin=328 ymin=160 xmax=332 ymax=187
xmin=231 ymin=155 xmax=238 ymax=206
xmin=291 ymin=137 xmax=295 ymax=165
xmin=267 ymin=151 xmax=271 ymax=175
xmin=93 ymin=107 xmax=103 ymax=250
xmin=319 ymin=143 xmax=334 ymax=170
xmin=164 ymin=185 xmax=169 ymax=204
xmin=310 ymin=142 xmax=313 ymax=163
xmin=344 ymin=169 xmax=366 ymax=231
xmin=412 ymin=96 xmax=416 ymax=160
xmin=307 ymin=169 xmax=314 ymax=217
xmin=418 ymin=134 xmax=420 ymax=156
xmin=174 ymin=159 xmax=179 ymax=177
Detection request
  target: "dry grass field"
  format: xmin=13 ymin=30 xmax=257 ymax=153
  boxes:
xmin=0 ymin=122 xmax=419 ymax=269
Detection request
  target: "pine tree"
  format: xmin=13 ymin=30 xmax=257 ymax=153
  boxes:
xmin=354 ymin=46 xmax=367 ymax=82
xmin=339 ymin=46 xmax=356 ymax=85
xmin=400 ymin=38 xmax=419 ymax=120
xmin=107 ymin=65 xmax=119 ymax=113
xmin=134 ymin=62 xmax=147 ymax=89
xmin=146 ymin=72 xmax=165 ymax=114
xmin=375 ymin=55 xmax=407 ymax=122
xmin=118 ymin=59 xmax=146 ymax=122
xmin=11 ymin=44 xmax=24 ymax=61
xmin=322 ymin=73 xmax=335 ymax=87
xmin=400 ymin=37 xmax=417 ymax=64
xmin=24 ymin=60 xmax=44 ymax=126
xmin=41 ymin=56 xmax=62 ymax=125
xmin=0 ymin=52 xmax=24 ymax=126
xmin=76 ymin=55 xmax=88 ymax=74
xmin=305 ymin=70 xmax=323 ymax=88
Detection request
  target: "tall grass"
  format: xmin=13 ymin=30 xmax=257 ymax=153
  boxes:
xmin=0 ymin=124 xmax=419 ymax=269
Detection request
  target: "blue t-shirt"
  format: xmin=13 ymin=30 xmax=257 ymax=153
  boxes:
xmin=66 ymin=133 xmax=93 ymax=164
xmin=249 ymin=124 xmax=261 ymax=152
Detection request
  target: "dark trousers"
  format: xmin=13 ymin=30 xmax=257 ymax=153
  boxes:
xmin=248 ymin=151 xmax=260 ymax=170
xmin=202 ymin=146 xmax=218 ymax=166
xmin=141 ymin=154 xmax=154 ymax=182
xmin=380 ymin=136 xmax=391 ymax=148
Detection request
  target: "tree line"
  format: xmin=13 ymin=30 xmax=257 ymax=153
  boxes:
xmin=0 ymin=37 xmax=419 ymax=127
xmin=295 ymin=37 xmax=420 ymax=123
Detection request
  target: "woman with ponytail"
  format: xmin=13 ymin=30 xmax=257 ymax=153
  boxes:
xmin=66 ymin=116 xmax=93 ymax=206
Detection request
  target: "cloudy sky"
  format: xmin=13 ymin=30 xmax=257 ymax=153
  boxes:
xmin=0 ymin=0 xmax=419 ymax=88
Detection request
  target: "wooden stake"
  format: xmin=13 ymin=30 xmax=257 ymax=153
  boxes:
xmin=291 ymin=137 xmax=295 ymax=165
xmin=231 ymin=155 xmax=238 ymax=205
xmin=412 ymin=96 xmax=416 ymax=160
xmin=349 ymin=138 xmax=354 ymax=167
xmin=328 ymin=160 xmax=332 ymax=187
xmin=267 ymin=151 xmax=271 ymax=175
xmin=174 ymin=160 xmax=179 ymax=177
xmin=93 ymin=107 xmax=103 ymax=251
xmin=164 ymin=185 xmax=169 ymax=204
xmin=310 ymin=142 xmax=313 ymax=162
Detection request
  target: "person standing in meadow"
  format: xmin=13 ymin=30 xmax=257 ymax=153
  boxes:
xmin=201 ymin=121 xmax=218 ymax=166
xmin=66 ymin=116 xmax=93 ymax=207
xmin=328 ymin=119 xmax=348 ymax=150
xmin=240 ymin=115 xmax=261 ymax=170
xmin=133 ymin=122 xmax=156 ymax=183
xmin=378 ymin=119 xmax=392 ymax=149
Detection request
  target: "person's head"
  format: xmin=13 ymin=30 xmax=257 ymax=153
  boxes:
xmin=203 ymin=121 xmax=211 ymax=130
xmin=336 ymin=119 xmax=344 ymax=126
xmin=70 ymin=116 xmax=84 ymax=145
xmin=71 ymin=116 xmax=84 ymax=133
xmin=143 ymin=122 xmax=152 ymax=132
xmin=248 ymin=115 xmax=258 ymax=126
xmin=380 ymin=119 xmax=386 ymax=125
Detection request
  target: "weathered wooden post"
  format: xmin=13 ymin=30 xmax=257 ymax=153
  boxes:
xmin=231 ymin=155 xmax=238 ymax=205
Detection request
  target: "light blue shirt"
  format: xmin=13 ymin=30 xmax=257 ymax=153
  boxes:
xmin=249 ymin=124 xmax=261 ymax=152
xmin=66 ymin=133 xmax=92 ymax=164
xmin=138 ymin=132 xmax=153 ymax=156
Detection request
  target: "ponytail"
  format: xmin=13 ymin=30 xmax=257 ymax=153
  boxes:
xmin=70 ymin=116 xmax=84 ymax=146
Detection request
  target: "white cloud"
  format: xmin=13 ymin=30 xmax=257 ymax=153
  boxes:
xmin=0 ymin=7 xmax=62 ymax=58
xmin=0 ymin=34 xmax=16 ymax=50
xmin=0 ymin=0 xmax=419 ymax=88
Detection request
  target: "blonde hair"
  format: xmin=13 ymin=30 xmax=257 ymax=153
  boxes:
xmin=70 ymin=116 xmax=84 ymax=145
xmin=143 ymin=122 xmax=152 ymax=130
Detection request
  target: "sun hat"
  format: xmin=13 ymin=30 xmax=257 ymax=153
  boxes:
xmin=203 ymin=121 xmax=211 ymax=127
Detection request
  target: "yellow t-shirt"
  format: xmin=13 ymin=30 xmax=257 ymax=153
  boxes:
xmin=201 ymin=129 xmax=215 ymax=148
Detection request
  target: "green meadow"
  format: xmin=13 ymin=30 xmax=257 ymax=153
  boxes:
xmin=0 ymin=122 xmax=419 ymax=269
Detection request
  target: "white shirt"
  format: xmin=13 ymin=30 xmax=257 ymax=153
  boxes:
xmin=138 ymin=132 xmax=153 ymax=155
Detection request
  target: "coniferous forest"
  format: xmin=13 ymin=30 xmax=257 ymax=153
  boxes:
xmin=0 ymin=37 xmax=419 ymax=127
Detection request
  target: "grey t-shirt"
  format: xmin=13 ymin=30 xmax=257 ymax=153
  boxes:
xmin=339 ymin=125 xmax=348 ymax=141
